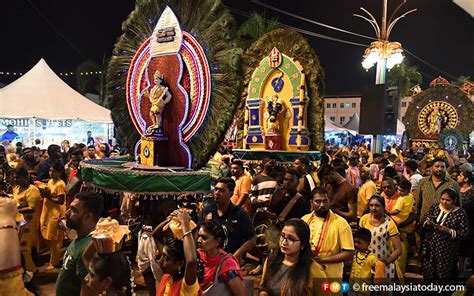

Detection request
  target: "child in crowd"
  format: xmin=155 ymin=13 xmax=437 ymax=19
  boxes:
xmin=349 ymin=228 xmax=378 ymax=296
xmin=386 ymin=179 xmax=416 ymax=274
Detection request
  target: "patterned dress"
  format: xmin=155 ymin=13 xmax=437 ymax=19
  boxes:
xmin=421 ymin=204 xmax=470 ymax=284
xmin=359 ymin=214 xmax=399 ymax=282
xmin=459 ymin=188 xmax=474 ymax=260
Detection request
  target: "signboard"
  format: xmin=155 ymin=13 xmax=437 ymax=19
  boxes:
xmin=0 ymin=117 xmax=113 ymax=147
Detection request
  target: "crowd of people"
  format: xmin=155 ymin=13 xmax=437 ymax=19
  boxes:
xmin=0 ymin=139 xmax=473 ymax=295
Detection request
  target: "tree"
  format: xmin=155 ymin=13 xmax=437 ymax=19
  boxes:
xmin=238 ymin=12 xmax=279 ymax=48
xmin=387 ymin=61 xmax=422 ymax=97
xmin=453 ymin=75 xmax=473 ymax=86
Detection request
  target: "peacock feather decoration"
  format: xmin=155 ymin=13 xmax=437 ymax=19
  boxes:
xmin=106 ymin=0 xmax=243 ymax=168
xmin=236 ymin=28 xmax=326 ymax=151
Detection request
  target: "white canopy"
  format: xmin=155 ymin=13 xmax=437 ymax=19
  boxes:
xmin=0 ymin=59 xmax=112 ymax=123
xmin=333 ymin=113 xmax=405 ymax=136
xmin=324 ymin=116 xmax=345 ymax=132
xmin=324 ymin=116 xmax=357 ymax=135
xmin=396 ymin=119 xmax=405 ymax=135
xmin=343 ymin=113 xmax=360 ymax=132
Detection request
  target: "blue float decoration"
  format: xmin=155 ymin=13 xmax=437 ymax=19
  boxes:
xmin=271 ymin=72 xmax=284 ymax=92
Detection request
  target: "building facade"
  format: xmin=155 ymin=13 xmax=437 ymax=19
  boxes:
xmin=324 ymin=94 xmax=474 ymax=124
xmin=324 ymin=95 xmax=360 ymax=125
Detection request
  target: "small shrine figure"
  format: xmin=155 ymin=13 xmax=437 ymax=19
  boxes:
xmin=409 ymin=84 xmax=422 ymax=96
xmin=428 ymin=106 xmax=444 ymax=135
xmin=143 ymin=71 xmax=172 ymax=136
xmin=266 ymin=94 xmax=284 ymax=134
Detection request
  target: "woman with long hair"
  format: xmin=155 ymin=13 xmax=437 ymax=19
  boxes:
xmin=39 ymin=161 xmax=66 ymax=270
xmin=84 ymin=252 xmax=133 ymax=296
xmin=197 ymin=220 xmax=246 ymax=295
xmin=359 ymin=195 xmax=403 ymax=284
xmin=259 ymin=218 xmax=326 ymax=296
xmin=421 ymin=188 xmax=469 ymax=285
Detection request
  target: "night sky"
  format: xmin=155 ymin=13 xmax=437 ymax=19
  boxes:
xmin=2 ymin=0 xmax=473 ymax=94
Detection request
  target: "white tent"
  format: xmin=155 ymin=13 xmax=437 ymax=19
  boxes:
xmin=343 ymin=113 xmax=360 ymax=132
xmin=0 ymin=59 xmax=112 ymax=122
xmin=324 ymin=116 xmax=345 ymax=132
xmin=396 ymin=119 xmax=405 ymax=135
xmin=324 ymin=116 xmax=357 ymax=135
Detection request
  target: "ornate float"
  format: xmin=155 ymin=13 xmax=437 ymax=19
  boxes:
xmin=83 ymin=1 xmax=243 ymax=200
xmin=233 ymin=29 xmax=325 ymax=163
xmin=403 ymin=76 xmax=474 ymax=150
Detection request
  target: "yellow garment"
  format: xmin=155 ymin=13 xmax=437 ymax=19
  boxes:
xmin=393 ymin=195 xmax=416 ymax=276
xmin=162 ymin=277 xmax=200 ymax=296
xmin=231 ymin=172 xmax=252 ymax=215
xmin=0 ymin=268 xmax=34 ymax=296
xmin=367 ymin=151 xmax=374 ymax=164
xmin=260 ymin=258 xmax=327 ymax=296
xmin=302 ymin=210 xmax=354 ymax=281
xmin=349 ymin=251 xmax=378 ymax=295
xmin=40 ymin=179 xmax=66 ymax=240
xmin=311 ymin=171 xmax=322 ymax=186
xmin=13 ymin=185 xmax=41 ymax=272
xmin=391 ymin=193 xmax=415 ymax=226
xmin=357 ymin=180 xmax=377 ymax=218
xmin=40 ymin=179 xmax=66 ymax=266
xmin=397 ymin=235 xmax=408 ymax=275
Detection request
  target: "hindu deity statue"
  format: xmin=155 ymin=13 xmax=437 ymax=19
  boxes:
xmin=266 ymin=94 xmax=284 ymax=134
xmin=428 ymin=106 xmax=444 ymax=135
xmin=143 ymin=70 xmax=172 ymax=136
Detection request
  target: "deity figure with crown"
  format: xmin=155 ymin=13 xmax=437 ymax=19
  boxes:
xmin=143 ymin=70 xmax=172 ymax=138
xmin=428 ymin=106 xmax=444 ymax=135
xmin=266 ymin=94 xmax=284 ymax=134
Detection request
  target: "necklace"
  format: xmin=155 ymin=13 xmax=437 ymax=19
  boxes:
xmin=351 ymin=251 xmax=371 ymax=279
xmin=355 ymin=251 xmax=370 ymax=264
xmin=370 ymin=214 xmax=383 ymax=227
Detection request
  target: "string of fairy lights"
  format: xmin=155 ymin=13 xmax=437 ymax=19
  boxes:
xmin=0 ymin=71 xmax=102 ymax=77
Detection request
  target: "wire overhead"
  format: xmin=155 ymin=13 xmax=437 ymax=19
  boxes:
xmin=252 ymin=0 xmax=378 ymax=41
xmin=249 ymin=1 xmax=461 ymax=80
xmin=403 ymin=48 xmax=458 ymax=80
xmin=226 ymin=6 xmax=369 ymax=48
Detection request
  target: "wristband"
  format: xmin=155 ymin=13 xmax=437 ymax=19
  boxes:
xmin=183 ymin=230 xmax=193 ymax=237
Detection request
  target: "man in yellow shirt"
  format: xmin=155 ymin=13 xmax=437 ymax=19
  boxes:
xmin=302 ymin=187 xmax=354 ymax=286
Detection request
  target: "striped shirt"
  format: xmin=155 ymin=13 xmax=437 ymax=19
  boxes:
xmin=415 ymin=175 xmax=460 ymax=221
xmin=250 ymin=173 xmax=277 ymax=203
